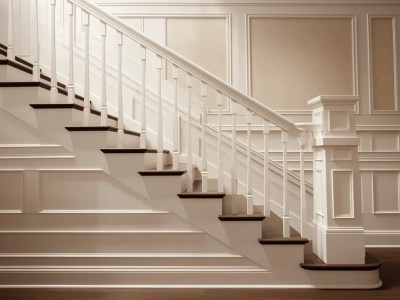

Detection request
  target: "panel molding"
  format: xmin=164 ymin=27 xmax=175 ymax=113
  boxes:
xmin=246 ymin=14 xmax=359 ymax=112
xmin=331 ymin=169 xmax=355 ymax=219
xmin=367 ymin=14 xmax=399 ymax=114
xmin=371 ymin=170 xmax=400 ymax=214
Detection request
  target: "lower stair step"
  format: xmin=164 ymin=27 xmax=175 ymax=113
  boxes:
xmin=259 ymin=238 xmax=309 ymax=245
xmin=218 ymin=214 xmax=266 ymax=221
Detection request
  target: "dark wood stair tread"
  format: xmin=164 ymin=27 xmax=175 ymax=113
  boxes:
xmin=65 ymin=126 xmax=140 ymax=136
xmin=300 ymin=262 xmax=381 ymax=271
xmin=218 ymin=214 xmax=265 ymax=221
xmin=30 ymin=103 xmax=118 ymax=121
xmin=101 ymin=148 xmax=169 ymax=154
xmin=139 ymin=165 xmax=187 ymax=176
xmin=259 ymin=237 xmax=309 ymax=245
xmin=0 ymin=81 xmax=40 ymax=87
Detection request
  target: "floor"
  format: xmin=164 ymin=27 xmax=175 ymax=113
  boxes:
xmin=0 ymin=248 xmax=398 ymax=300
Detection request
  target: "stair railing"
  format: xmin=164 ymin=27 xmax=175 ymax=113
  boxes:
xmin=7 ymin=0 xmax=312 ymax=239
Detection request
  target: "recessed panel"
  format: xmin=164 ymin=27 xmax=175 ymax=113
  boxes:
xmin=0 ymin=171 xmax=23 ymax=212
xmin=332 ymin=171 xmax=354 ymax=218
xmin=250 ymin=17 xmax=353 ymax=110
xmin=370 ymin=18 xmax=396 ymax=111
xmin=373 ymin=172 xmax=399 ymax=212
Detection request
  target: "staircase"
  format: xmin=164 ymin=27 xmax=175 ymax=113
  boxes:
xmin=0 ymin=0 xmax=381 ymax=288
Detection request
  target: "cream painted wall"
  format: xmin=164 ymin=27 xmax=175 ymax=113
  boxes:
xmin=249 ymin=17 xmax=354 ymax=110
xmin=166 ymin=17 xmax=228 ymax=109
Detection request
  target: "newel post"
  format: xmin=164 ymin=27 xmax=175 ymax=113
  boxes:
xmin=308 ymin=95 xmax=365 ymax=264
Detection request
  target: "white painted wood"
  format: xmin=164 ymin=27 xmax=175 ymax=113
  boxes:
xmin=156 ymin=55 xmax=163 ymax=170
xmin=117 ymin=32 xmax=124 ymax=148
xmin=186 ymin=73 xmax=193 ymax=192
xmin=263 ymin=120 xmax=270 ymax=217
xmin=172 ymin=65 xmax=179 ymax=169
xmin=100 ymin=22 xmax=107 ymax=125
xmin=140 ymin=46 xmax=147 ymax=148
xmin=50 ymin=0 xmax=58 ymax=103
xmin=231 ymin=101 xmax=237 ymax=194
xmin=281 ymin=130 xmax=289 ymax=237
xmin=31 ymin=0 xmax=39 ymax=81
xmin=82 ymin=11 xmax=90 ymax=125
xmin=201 ymin=81 xmax=208 ymax=192
xmin=299 ymin=141 xmax=307 ymax=237
xmin=217 ymin=91 xmax=224 ymax=192
xmin=246 ymin=110 xmax=253 ymax=215
xmin=7 ymin=0 xmax=14 ymax=60
xmin=67 ymin=2 xmax=75 ymax=104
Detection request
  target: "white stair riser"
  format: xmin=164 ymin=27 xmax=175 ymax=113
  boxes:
xmin=0 ymin=255 xmax=254 ymax=268
xmin=0 ymin=232 xmax=235 ymax=254
xmin=0 ymin=66 xmax=35 ymax=82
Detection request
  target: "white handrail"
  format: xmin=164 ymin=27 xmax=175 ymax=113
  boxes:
xmin=68 ymin=0 xmax=303 ymax=138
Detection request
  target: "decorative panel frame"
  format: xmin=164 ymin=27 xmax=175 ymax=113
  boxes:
xmin=246 ymin=14 xmax=359 ymax=114
xmin=331 ymin=169 xmax=355 ymax=219
xmin=367 ymin=15 xmax=399 ymax=114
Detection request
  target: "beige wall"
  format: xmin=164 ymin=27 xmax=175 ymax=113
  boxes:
xmin=166 ymin=17 xmax=228 ymax=109
xmin=370 ymin=18 xmax=396 ymax=111
xmin=249 ymin=17 xmax=354 ymax=110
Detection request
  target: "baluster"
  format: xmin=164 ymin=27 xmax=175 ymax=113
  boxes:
xmin=282 ymin=131 xmax=290 ymax=237
xmin=140 ymin=46 xmax=147 ymax=148
xmin=100 ymin=22 xmax=107 ymax=125
xmin=156 ymin=55 xmax=163 ymax=170
xmin=186 ymin=73 xmax=193 ymax=192
xmin=50 ymin=0 xmax=57 ymax=103
xmin=82 ymin=11 xmax=90 ymax=125
xmin=231 ymin=101 xmax=237 ymax=194
xmin=7 ymin=0 xmax=14 ymax=60
xmin=31 ymin=0 xmax=39 ymax=81
xmin=217 ymin=91 xmax=224 ymax=192
xmin=172 ymin=65 xmax=179 ymax=169
xmin=67 ymin=2 xmax=75 ymax=104
xmin=116 ymin=32 xmax=124 ymax=147
xmin=300 ymin=138 xmax=307 ymax=237
xmin=200 ymin=82 xmax=208 ymax=192
xmin=246 ymin=110 xmax=253 ymax=215
xmin=263 ymin=120 xmax=270 ymax=217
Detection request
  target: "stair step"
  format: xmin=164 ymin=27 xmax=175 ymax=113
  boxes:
xmin=30 ymin=103 xmax=118 ymax=121
xmin=0 ymin=81 xmax=39 ymax=87
xmin=0 ymin=59 xmax=32 ymax=74
xmin=178 ymin=180 xmax=225 ymax=198
xmin=101 ymin=148 xmax=169 ymax=154
xmin=65 ymin=126 xmax=140 ymax=136
xmin=218 ymin=214 xmax=265 ymax=221
xmin=258 ymin=237 xmax=309 ymax=245
xmin=139 ymin=165 xmax=187 ymax=176
xmin=300 ymin=262 xmax=381 ymax=271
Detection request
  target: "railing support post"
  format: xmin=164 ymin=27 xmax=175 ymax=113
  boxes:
xmin=50 ymin=0 xmax=58 ymax=103
xmin=308 ymin=95 xmax=365 ymax=264
xmin=7 ymin=0 xmax=14 ymax=60
xmin=140 ymin=46 xmax=147 ymax=148
xmin=67 ymin=2 xmax=75 ymax=104
xmin=282 ymin=131 xmax=290 ymax=237
xmin=100 ymin=22 xmax=107 ymax=125
xmin=31 ymin=0 xmax=40 ymax=81
xmin=263 ymin=120 xmax=270 ymax=217
xmin=217 ymin=92 xmax=224 ymax=192
xmin=172 ymin=65 xmax=179 ymax=169
xmin=186 ymin=73 xmax=193 ymax=192
xmin=200 ymin=82 xmax=208 ymax=192
xmin=116 ymin=32 xmax=124 ymax=147
xmin=246 ymin=110 xmax=253 ymax=215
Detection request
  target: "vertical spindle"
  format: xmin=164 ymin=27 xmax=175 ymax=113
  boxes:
xmin=217 ymin=92 xmax=224 ymax=192
xmin=200 ymin=82 xmax=208 ymax=192
xmin=263 ymin=120 xmax=270 ymax=217
xmin=282 ymin=131 xmax=290 ymax=237
xmin=140 ymin=46 xmax=147 ymax=148
xmin=300 ymin=140 xmax=307 ymax=237
xmin=156 ymin=56 xmax=163 ymax=170
xmin=246 ymin=110 xmax=253 ymax=215
xmin=231 ymin=101 xmax=237 ymax=194
xmin=50 ymin=0 xmax=57 ymax=103
xmin=67 ymin=2 xmax=75 ymax=104
xmin=7 ymin=0 xmax=14 ymax=60
xmin=31 ymin=0 xmax=39 ymax=81
xmin=100 ymin=22 xmax=107 ymax=125
xmin=186 ymin=73 xmax=193 ymax=192
xmin=172 ymin=65 xmax=179 ymax=169
xmin=82 ymin=11 xmax=90 ymax=125
xmin=117 ymin=32 xmax=124 ymax=147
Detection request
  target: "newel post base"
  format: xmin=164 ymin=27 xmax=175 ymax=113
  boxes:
xmin=308 ymin=95 xmax=365 ymax=264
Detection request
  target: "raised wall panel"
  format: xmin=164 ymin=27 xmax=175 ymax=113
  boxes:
xmin=0 ymin=171 xmax=23 ymax=213
xmin=166 ymin=17 xmax=229 ymax=109
xmin=38 ymin=171 xmax=154 ymax=212
xmin=249 ymin=17 xmax=354 ymax=110
xmin=369 ymin=17 xmax=397 ymax=112
xmin=373 ymin=171 xmax=399 ymax=213
xmin=372 ymin=132 xmax=399 ymax=151
xmin=328 ymin=111 xmax=350 ymax=132
xmin=332 ymin=170 xmax=354 ymax=218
